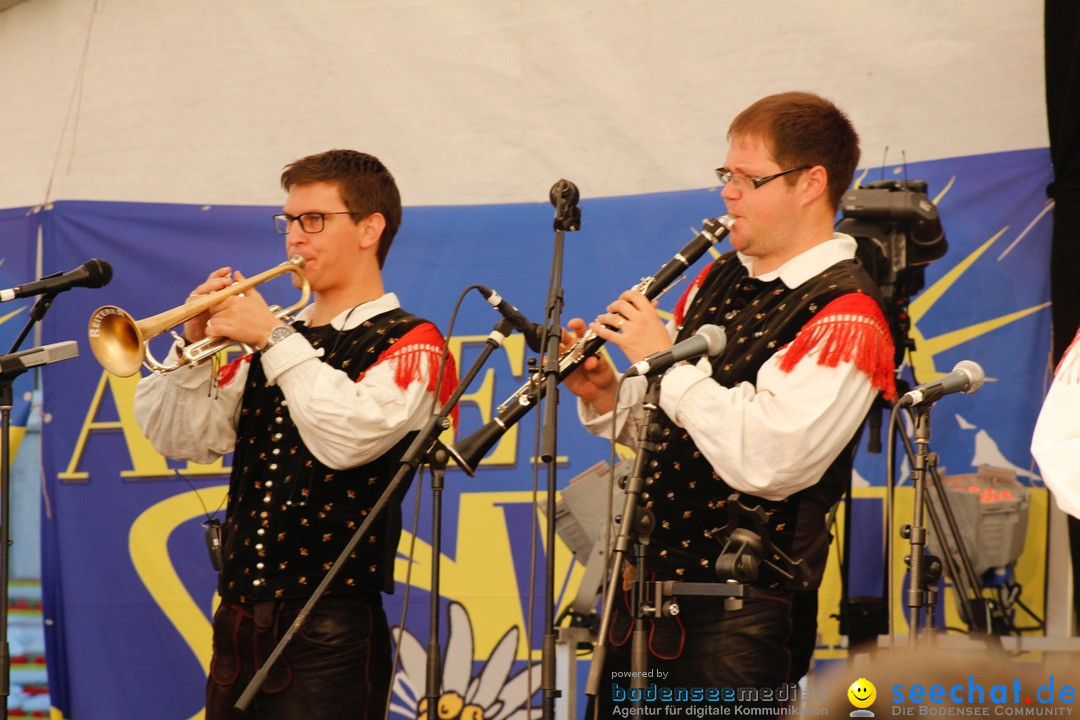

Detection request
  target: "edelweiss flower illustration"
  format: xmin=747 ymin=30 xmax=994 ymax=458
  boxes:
xmin=390 ymin=601 xmax=541 ymax=720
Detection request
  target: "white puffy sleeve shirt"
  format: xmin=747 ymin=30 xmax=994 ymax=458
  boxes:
xmin=1031 ymin=330 xmax=1080 ymax=518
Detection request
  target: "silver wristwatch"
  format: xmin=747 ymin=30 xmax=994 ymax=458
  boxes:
xmin=262 ymin=325 xmax=296 ymax=352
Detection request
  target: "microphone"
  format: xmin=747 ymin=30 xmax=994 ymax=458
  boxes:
xmin=549 ymin=178 xmax=581 ymax=231
xmin=0 ymin=341 xmax=79 ymax=376
xmin=477 ymin=286 xmax=544 ymax=352
xmin=0 ymin=259 xmax=113 ymax=303
xmin=897 ymin=360 xmax=985 ymax=407
xmin=624 ymin=324 xmax=726 ymax=378
xmin=549 ymin=179 xmax=580 ymax=208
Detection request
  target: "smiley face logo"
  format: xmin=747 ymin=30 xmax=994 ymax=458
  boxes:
xmin=848 ymin=677 xmax=876 ymax=709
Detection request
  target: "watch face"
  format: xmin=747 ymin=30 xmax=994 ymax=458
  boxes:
xmin=266 ymin=326 xmax=294 ymax=349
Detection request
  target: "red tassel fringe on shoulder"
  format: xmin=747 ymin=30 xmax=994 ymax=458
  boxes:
xmin=776 ymin=293 xmax=897 ymax=401
xmin=368 ymin=322 xmax=461 ymax=427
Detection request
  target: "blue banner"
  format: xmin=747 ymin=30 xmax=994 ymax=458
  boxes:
xmin=38 ymin=148 xmax=1054 ymax=719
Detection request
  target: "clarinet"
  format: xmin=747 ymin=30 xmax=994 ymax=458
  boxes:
xmin=446 ymin=215 xmax=734 ymax=475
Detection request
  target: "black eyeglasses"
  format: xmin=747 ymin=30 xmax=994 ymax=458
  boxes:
xmin=714 ymin=166 xmax=811 ymax=191
xmin=272 ymin=211 xmax=364 ymax=235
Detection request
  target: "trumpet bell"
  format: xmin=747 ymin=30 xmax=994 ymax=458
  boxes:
xmin=88 ymin=306 xmax=146 ymax=378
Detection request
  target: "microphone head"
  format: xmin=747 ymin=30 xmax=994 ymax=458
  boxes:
xmin=698 ymin=324 xmax=727 ymax=357
xmin=549 ymin=179 xmax=580 ymax=207
xmin=954 ymin=360 xmax=985 ymax=394
xmin=83 ymin=258 xmax=113 ymax=288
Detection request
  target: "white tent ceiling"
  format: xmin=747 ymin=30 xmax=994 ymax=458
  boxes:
xmin=0 ymin=0 xmax=1048 ymax=210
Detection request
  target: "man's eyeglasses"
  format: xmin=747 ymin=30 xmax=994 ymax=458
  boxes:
xmin=272 ymin=211 xmax=364 ymax=235
xmin=714 ymin=166 xmax=811 ymax=191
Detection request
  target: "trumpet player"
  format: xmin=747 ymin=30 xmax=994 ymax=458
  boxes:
xmin=134 ymin=149 xmax=457 ymax=720
xmin=562 ymin=92 xmax=897 ymax=713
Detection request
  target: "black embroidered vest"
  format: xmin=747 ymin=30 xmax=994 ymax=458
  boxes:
xmin=646 ymin=252 xmax=884 ymax=589
xmin=220 ymin=308 xmax=428 ymax=602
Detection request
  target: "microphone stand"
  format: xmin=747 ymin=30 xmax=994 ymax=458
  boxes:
xmin=1 ymin=291 xmax=66 ymax=720
xmin=585 ymin=376 xmax=662 ymax=699
xmin=536 ymin=179 xmax=580 ymax=720
xmin=903 ymin=405 xmax=934 ymax=644
xmin=424 ymin=444 xmax=449 ymax=720
xmin=892 ymin=405 xmax=1010 ymax=642
xmin=235 ymin=319 xmax=518 ymax=714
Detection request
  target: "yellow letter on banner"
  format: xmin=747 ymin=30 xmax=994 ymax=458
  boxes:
xmin=59 ymin=370 xmax=227 ymax=482
xmin=444 ymin=334 xmax=527 ymax=467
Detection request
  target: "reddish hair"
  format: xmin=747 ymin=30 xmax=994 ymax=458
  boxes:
xmin=729 ymin=92 xmax=860 ymax=209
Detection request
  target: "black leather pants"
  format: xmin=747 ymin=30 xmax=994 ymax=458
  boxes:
xmin=205 ymin=594 xmax=391 ymax=720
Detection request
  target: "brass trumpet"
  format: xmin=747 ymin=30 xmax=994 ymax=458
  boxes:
xmin=446 ymin=215 xmax=734 ymax=475
xmin=88 ymin=255 xmax=310 ymax=377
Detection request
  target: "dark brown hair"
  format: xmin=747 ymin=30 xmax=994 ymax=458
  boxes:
xmin=281 ymin=149 xmax=402 ymax=268
xmin=729 ymin=91 xmax=860 ymax=209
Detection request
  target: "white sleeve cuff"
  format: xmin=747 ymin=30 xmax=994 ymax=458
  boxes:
xmin=578 ymin=376 xmax=647 ymax=439
xmin=260 ymin=332 xmax=321 ymax=384
xmin=658 ymin=358 xmax=714 ymax=423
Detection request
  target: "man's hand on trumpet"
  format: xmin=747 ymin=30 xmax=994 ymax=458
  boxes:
xmin=182 ymin=267 xmax=284 ymax=350
xmin=181 ymin=266 xmax=233 ymax=344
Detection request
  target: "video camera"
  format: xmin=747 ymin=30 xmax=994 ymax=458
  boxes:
xmin=838 ymin=180 xmax=950 ymax=297
xmin=838 ymin=179 xmax=947 ymax=299
xmin=837 ymin=179 xmax=948 ymax=367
